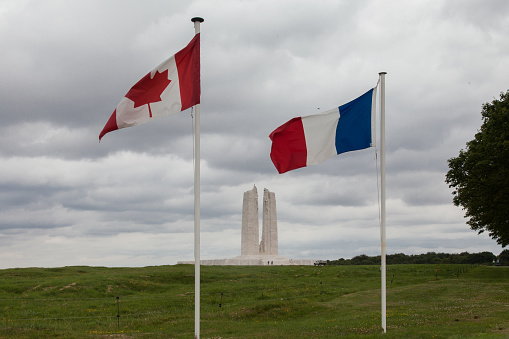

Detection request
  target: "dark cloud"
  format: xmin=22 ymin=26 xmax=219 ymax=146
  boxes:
xmin=0 ymin=0 xmax=506 ymax=268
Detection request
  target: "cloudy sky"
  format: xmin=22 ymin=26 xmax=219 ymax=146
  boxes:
xmin=1 ymin=0 xmax=507 ymax=268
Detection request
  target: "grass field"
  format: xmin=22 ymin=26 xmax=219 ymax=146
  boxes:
xmin=0 ymin=264 xmax=507 ymax=338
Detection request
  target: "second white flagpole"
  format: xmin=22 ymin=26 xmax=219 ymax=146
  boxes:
xmin=379 ymin=71 xmax=387 ymax=333
xmin=192 ymin=16 xmax=204 ymax=339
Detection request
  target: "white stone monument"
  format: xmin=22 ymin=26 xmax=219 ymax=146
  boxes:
xmin=177 ymin=185 xmax=316 ymax=265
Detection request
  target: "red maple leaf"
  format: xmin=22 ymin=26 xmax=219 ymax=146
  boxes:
xmin=125 ymin=69 xmax=172 ymax=117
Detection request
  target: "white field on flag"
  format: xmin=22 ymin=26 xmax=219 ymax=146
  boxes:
xmin=115 ymin=56 xmax=183 ymax=129
xmin=302 ymin=108 xmax=340 ymax=166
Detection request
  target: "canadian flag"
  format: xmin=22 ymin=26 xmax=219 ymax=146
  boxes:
xmin=99 ymin=34 xmax=200 ymax=141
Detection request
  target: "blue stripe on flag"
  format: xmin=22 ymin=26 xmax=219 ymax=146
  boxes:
xmin=335 ymin=88 xmax=374 ymax=154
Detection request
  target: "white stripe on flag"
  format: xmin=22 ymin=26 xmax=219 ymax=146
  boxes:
xmin=302 ymin=108 xmax=339 ymax=166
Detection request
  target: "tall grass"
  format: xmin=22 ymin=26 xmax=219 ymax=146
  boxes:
xmin=0 ymin=264 xmax=507 ymax=338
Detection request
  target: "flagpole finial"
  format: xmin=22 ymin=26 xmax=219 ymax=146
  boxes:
xmin=192 ymin=17 xmax=204 ymax=34
xmin=379 ymin=71 xmax=387 ymax=75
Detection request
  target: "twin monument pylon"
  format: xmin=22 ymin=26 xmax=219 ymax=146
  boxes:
xmin=178 ymin=185 xmax=316 ymax=265
xmin=241 ymin=185 xmax=278 ymax=257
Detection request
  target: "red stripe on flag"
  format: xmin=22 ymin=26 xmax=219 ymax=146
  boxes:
xmin=99 ymin=109 xmax=119 ymax=141
xmin=175 ymin=33 xmax=200 ymax=110
xmin=269 ymin=117 xmax=307 ymax=174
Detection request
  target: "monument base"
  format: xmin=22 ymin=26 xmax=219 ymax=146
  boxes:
xmin=177 ymin=255 xmax=317 ymax=266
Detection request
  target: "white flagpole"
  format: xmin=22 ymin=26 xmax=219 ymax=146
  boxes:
xmin=191 ymin=16 xmax=204 ymax=339
xmin=379 ymin=71 xmax=387 ymax=333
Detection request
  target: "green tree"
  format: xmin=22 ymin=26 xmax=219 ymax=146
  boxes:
xmin=499 ymin=249 xmax=509 ymax=265
xmin=446 ymin=91 xmax=509 ymax=247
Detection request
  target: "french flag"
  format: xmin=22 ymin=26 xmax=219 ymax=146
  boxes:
xmin=269 ymin=88 xmax=377 ymax=174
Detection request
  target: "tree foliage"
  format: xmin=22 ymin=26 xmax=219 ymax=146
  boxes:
xmin=446 ymin=91 xmax=509 ymax=247
xmin=327 ymin=251 xmax=499 ymax=265
xmin=499 ymin=249 xmax=509 ymax=265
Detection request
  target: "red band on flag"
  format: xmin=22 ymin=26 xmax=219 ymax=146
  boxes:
xmin=269 ymin=117 xmax=307 ymax=174
xmin=99 ymin=109 xmax=118 ymax=141
xmin=176 ymin=33 xmax=200 ymax=110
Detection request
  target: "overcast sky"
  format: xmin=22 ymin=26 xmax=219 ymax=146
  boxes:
xmin=0 ymin=0 xmax=507 ymax=268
